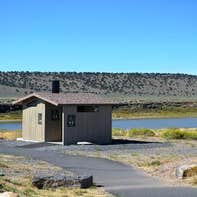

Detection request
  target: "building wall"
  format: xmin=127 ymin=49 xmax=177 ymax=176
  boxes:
xmin=22 ymin=99 xmax=45 ymax=141
xmin=45 ymin=103 xmax=62 ymax=142
xmin=63 ymin=105 xmax=112 ymax=145
xmin=22 ymin=99 xmax=112 ymax=144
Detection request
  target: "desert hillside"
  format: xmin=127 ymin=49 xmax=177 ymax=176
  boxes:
xmin=0 ymin=72 xmax=197 ymax=102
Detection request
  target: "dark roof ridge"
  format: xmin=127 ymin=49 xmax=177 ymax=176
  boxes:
xmin=13 ymin=92 xmax=117 ymax=105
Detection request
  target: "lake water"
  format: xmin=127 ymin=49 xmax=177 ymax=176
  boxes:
xmin=0 ymin=122 xmax=22 ymax=130
xmin=1 ymin=117 xmax=197 ymax=131
xmin=112 ymin=117 xmax=197 ymax=129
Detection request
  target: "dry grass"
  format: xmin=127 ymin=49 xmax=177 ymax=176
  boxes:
xmin=112 ymin=128 xmax=197 ymax=140
xmin=191 ymin=176 xmax=197 ymax=185
xmin=0 ymin=130 xmax=22 ymax=140
xmin=112 ymin=128 xmax=155 ymax=138
xmin=0 ymin=154 xmax=112 ymax=197
xmin=0 ymin=111 xmax=22 ymax=121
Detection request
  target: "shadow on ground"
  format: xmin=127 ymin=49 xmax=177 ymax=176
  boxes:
xmin=111 ymin=139 xmax=161 ymax=145
xmin=17 ymin=142 xmax=58 ymax=148
xmin=16 ymin=139 xmax=171 ymax=150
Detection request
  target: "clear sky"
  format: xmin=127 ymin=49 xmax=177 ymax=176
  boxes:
xmin=0 ymin=0 xmax=196 ymax=74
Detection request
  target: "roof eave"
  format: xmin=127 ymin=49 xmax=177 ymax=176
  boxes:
xmin=13 ymin=93 xmax=59 ymax=106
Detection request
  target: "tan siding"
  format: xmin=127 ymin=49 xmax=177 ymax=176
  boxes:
xmin=22 ymin=100 xmax=45 ymax=141
xmin=22 ymin=100 xmax=112 ymax=144
xmin=63 ymin=105 xmax=112 ymax=145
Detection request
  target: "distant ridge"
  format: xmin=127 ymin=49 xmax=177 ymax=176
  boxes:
xmin=0 ymin=72 xmax=197 ymax=100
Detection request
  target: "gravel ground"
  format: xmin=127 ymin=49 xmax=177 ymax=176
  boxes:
xmin=0 ymin=139 xmax=33 ymax=147
xmin=1 ymin=138 xmax=196 ymax=158
xmin=0 ymin=139 xmax=197 ymax=197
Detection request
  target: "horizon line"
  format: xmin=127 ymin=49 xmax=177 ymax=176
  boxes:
xmin=0 ymin=70 xmax=197 ymax=76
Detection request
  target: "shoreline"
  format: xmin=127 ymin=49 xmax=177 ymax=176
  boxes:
xmin=112 ymin=115 xmax=197 ymax=120
xmin=1 ymin=115 xmax=197 ymax=122
xmin=0 ymin=119 xmax=21 ymax=123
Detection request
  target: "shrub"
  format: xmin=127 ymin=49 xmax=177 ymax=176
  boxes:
xmin=112 ymin=128 xmax=127 ymax=137
xmin=149 ymin=160 xmax=161 ymax=166
xmin=128 ymin=128 xmax=155 ymax=137
xmin=162 ymin=128 xmax=197 ymax=140
xmin=162 ymin=128 xmax=185 ymax=139
xmin=183 ymin=166 xmax=197 ymax=178
xmin=184 ymin=132 xmax=197 ymax=140
xmin=0 ymin=162 xmax=8 ymax=168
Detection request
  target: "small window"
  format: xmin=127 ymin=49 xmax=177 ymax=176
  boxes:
xmin=77 ymin=105 xmax=99 ymax=112
xmin=51 ymin=109 xmax=59 ymax=121
xmin=38 ymin=113 xmax=42 ymax=125
xmin=67 ymin=115 xmax=76 ymax=127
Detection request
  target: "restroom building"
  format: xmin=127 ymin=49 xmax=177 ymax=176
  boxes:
xmin=13 ymin=81 xmax=114 ymax=145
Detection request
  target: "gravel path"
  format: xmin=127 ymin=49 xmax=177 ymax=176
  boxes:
xmin=0 ymin=140 xmax=197 ymax=197
xmin=3 ymin=138 xmax=195 ymax=157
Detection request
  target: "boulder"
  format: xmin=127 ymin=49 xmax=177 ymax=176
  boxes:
xmin=0 ymin=171 xmax=4 ymax=177
xmin=176 ymin=164 xmax=197 ymax=179
xmin=78 ymin=175 xmax=93 ymax=188
xmin=0 ymin=192 xmax=18 ymax=197
xmin=32 ymin=174 xmax=93 ymax=189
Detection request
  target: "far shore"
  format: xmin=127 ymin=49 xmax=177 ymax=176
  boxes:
xmin=2 ymin=114 xmax=197 ymax=123
xmin=112 ymin=115 xmax=197 ymax=120
xmin=112 ymin=111 xmax=197 ymax=120
xmin=0 ymin=119 xmax=21 ymax=123
xmin=1 ymin=116 xmax=197 ymax=123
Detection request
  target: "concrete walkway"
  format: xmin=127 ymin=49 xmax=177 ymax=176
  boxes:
xmin=0 ymin=142 xmax=197 ymax=197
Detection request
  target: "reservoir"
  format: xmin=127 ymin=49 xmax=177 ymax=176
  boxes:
xmin=112 ymin=117 xmax=197 ymax=129
xmin=0 ymin=122 xmax=22 ymax=130
xmin=1 ymin=117 xmax=197 ymax=130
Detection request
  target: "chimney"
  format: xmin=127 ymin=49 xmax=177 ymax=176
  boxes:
xmin=52 ymin=80 xmax=60 ymax=93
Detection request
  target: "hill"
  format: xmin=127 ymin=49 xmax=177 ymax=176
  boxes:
xmin=0 ymin=71 xmax=197 ymax=102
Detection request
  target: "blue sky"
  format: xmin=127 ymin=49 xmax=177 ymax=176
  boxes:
xmin=0 ymin=0 xmax=196 ymax=73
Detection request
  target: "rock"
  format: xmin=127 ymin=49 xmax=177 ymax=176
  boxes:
xmin=0 ymin=192 xmax=18 ymax=197
xmin=79 ymin=175 xmax=93 ymax=188
xmin=0 ymin=171 xmax=4 ymax=177
xmin=176 ymin=164 xmax=197 ymax=179
xmin=32 ymin=174 xmax=93 ymax=189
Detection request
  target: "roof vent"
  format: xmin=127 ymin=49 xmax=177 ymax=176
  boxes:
xmin=52 ymin=80 xmax=60 ymax=93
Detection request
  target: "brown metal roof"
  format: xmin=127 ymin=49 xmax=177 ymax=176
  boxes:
xmin=13 ymin=92 xmax=116 ymax=106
